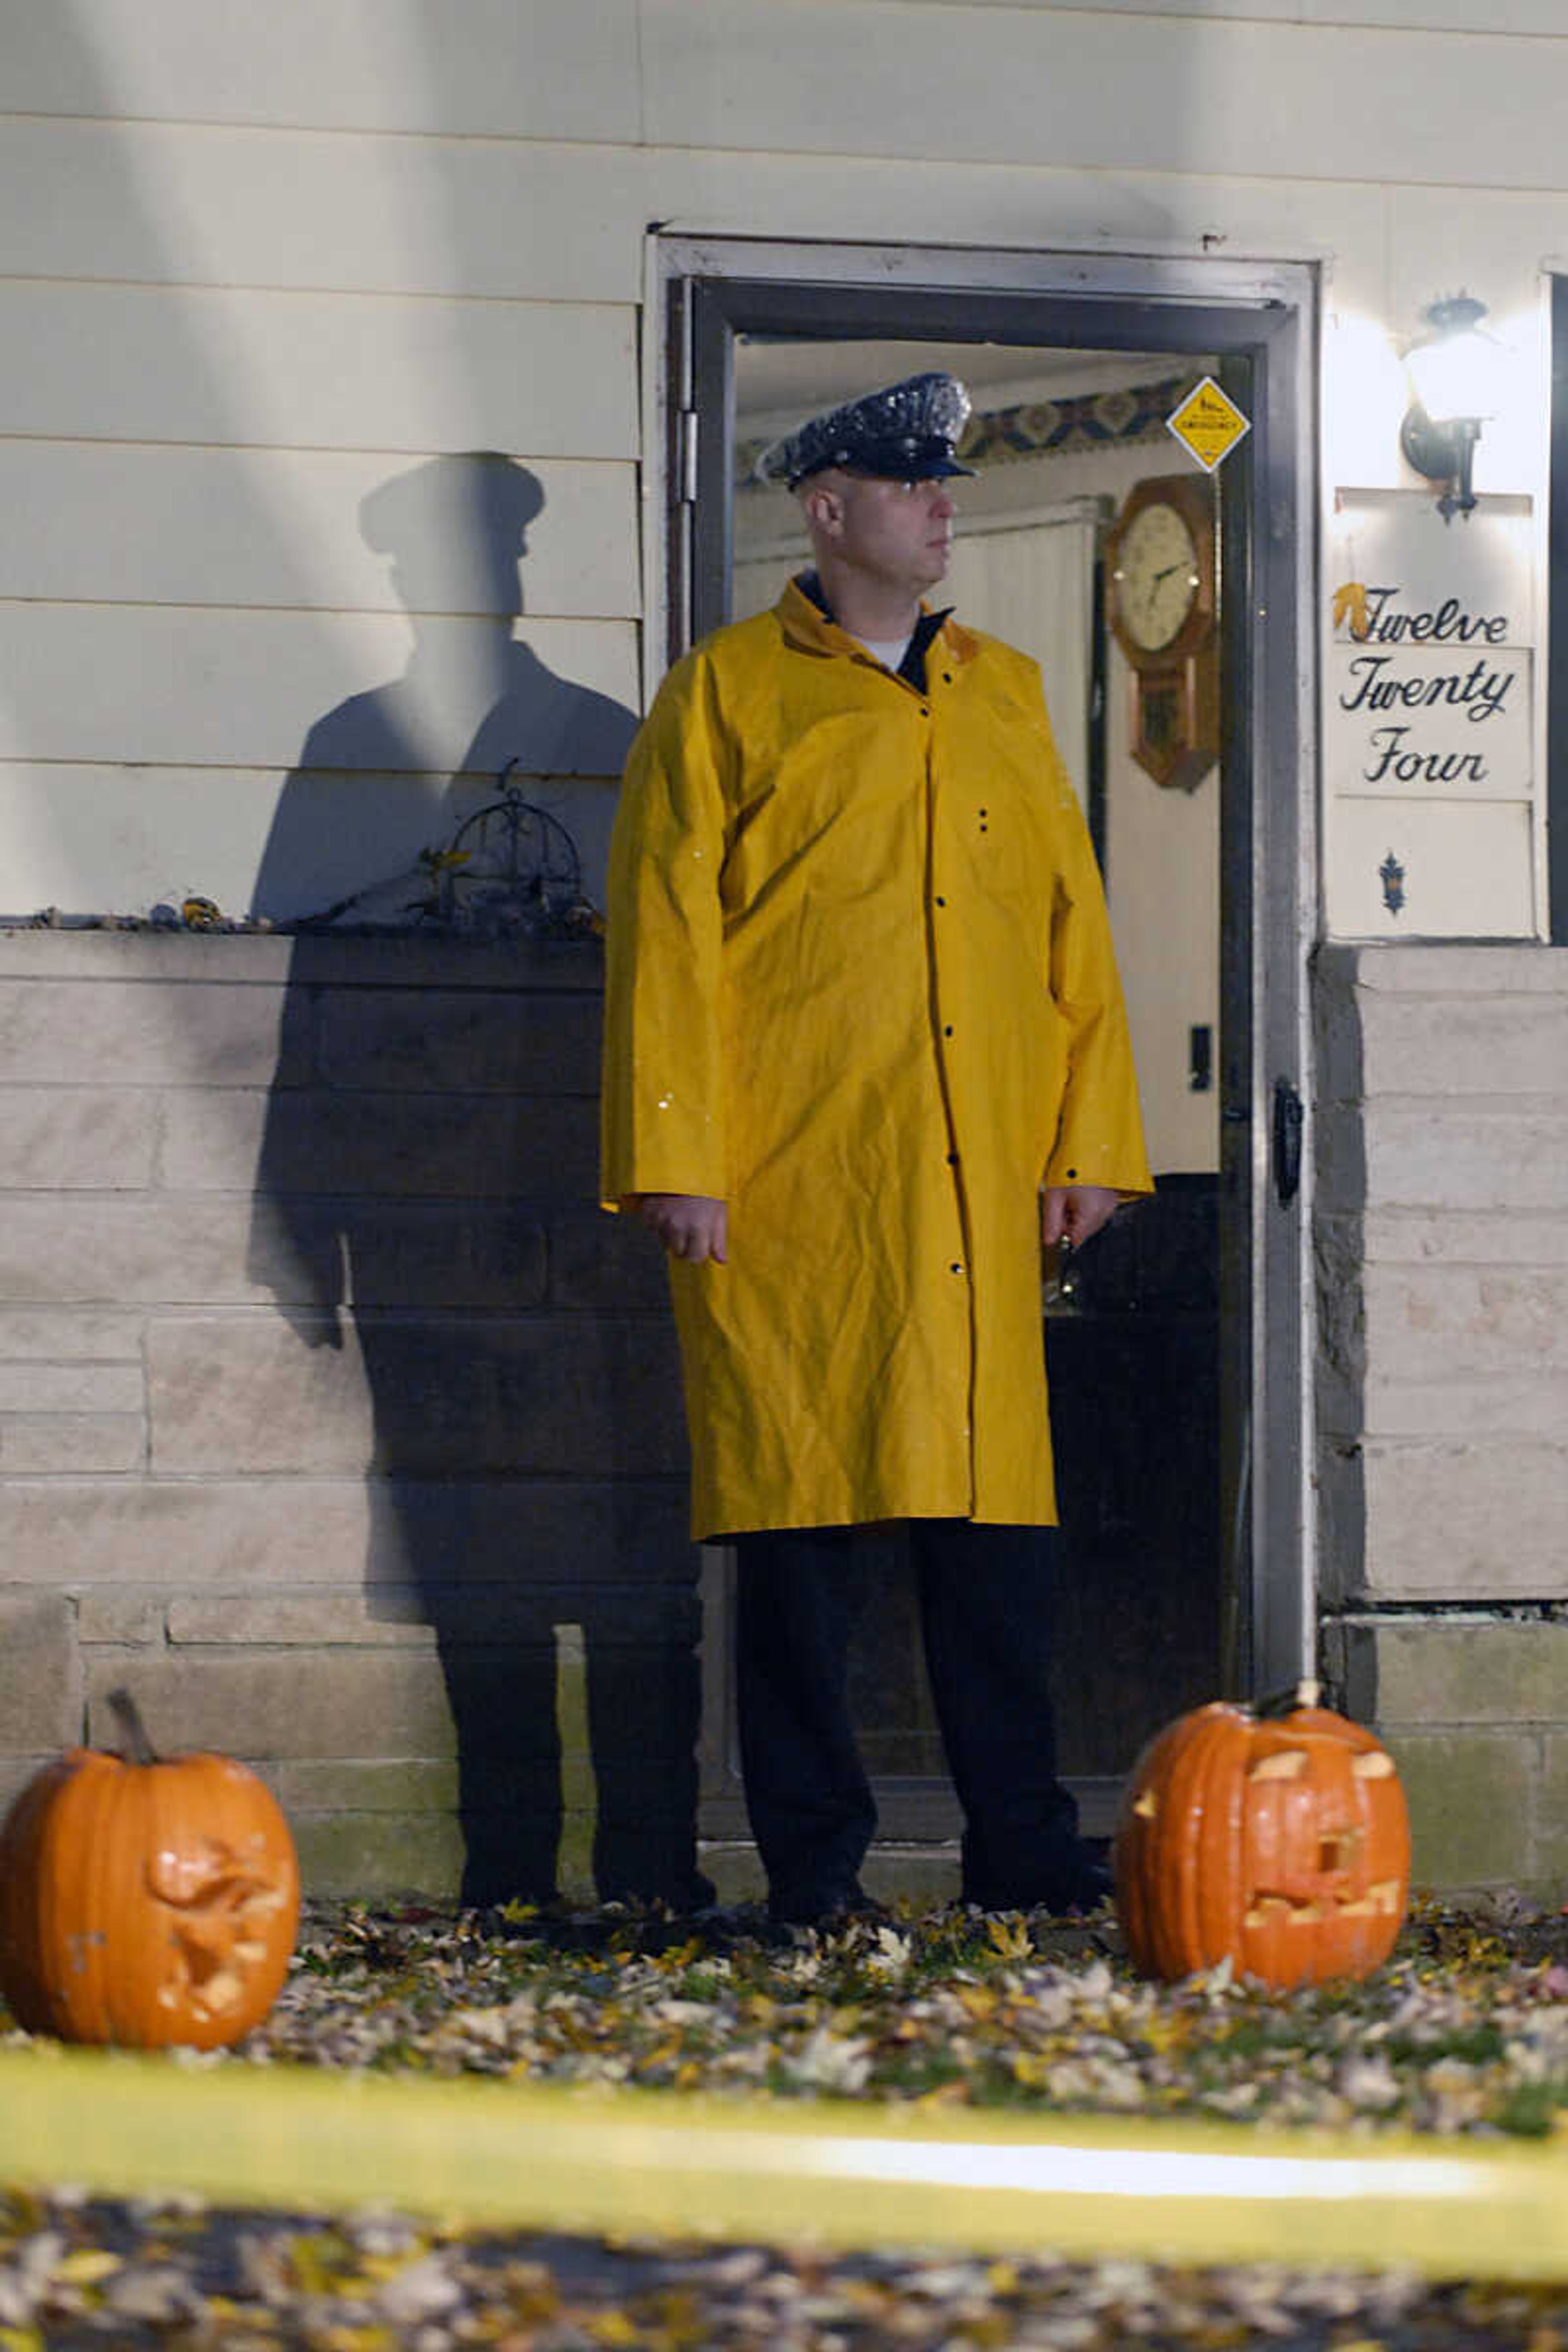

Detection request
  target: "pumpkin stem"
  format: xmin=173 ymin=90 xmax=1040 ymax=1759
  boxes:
xmin=106 ymin=1686 xmax=159 ymax=1766
xmin=1254 ymin=1677 xmax=1323 ymax=1719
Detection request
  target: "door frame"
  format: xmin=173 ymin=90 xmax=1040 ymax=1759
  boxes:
xmin=1548 ymin=274 xmax=1568 ymax=944
xmin=644 ymin=234 xmax=1320 ymax=1831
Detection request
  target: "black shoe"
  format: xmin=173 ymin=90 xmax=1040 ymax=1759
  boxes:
xmin=963 ymin=1844 xmax=1114 ymax=1918
xmin=1049 ymin=1856 xmax=1114 ymax=1915
xmin=766 ymin=1884 xmax=889 ymax=1933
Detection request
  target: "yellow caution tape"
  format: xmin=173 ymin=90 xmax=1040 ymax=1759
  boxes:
xmin=3 ymin=2047 xmax=1568 ymax=2278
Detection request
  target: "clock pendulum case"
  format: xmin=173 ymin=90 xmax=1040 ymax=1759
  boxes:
xmin=1104 ymin=471 xmax=1220 ymax=794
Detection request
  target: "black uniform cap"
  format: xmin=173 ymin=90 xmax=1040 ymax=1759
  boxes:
xmin=755 ymin=370 xmax=976 ymax=490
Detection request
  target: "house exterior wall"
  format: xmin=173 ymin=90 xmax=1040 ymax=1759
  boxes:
xmin=2 ymin=0 xmax=1567 ymax=1894
xmin=0 ymin=929 xmax=709 ymax=1902
xmin=4 ymin=0 xmax=1564 ymax=935
xmin=1316 ymin=944 xmax=1568 ymax=1890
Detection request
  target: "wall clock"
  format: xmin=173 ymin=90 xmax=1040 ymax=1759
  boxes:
xmin=1105 ymin=472 xmax=1219 ymax=793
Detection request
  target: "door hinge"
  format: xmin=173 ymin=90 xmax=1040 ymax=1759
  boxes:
xmin=675 ymin=408 xmax=699 ymax=505
xmin=1272 ymin=1077 xmax=1304 ymax=1207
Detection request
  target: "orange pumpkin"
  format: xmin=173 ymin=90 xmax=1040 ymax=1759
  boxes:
xmin=0 ymin=1688 xmax=299 ymax=2049
xmin=1114 ymin=1683 xmax=1410 ymax=1989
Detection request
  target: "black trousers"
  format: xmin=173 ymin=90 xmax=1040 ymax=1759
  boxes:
xmin=733 ymin=1519 xmax=1084 ymax=1914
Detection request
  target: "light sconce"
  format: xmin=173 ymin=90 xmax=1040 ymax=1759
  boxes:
xmin=1399 ymin=294 xmax=1501 ymax=523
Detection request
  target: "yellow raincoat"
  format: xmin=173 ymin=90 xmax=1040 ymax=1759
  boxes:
xmin=601 ymin=577 xmax=1150 ymax=1539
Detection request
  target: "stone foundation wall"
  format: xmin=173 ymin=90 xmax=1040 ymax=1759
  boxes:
xmin=0 ymin=931 xmax=704 ymax=1904
xmin=1315 ymin=942 xmax=1568 ymax=1894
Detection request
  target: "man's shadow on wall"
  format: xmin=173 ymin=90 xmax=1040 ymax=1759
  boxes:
xmin=253 ymin=452 xmax=631 ymax=924
xmin=248 ymin=453 xmax=708 ymax=1909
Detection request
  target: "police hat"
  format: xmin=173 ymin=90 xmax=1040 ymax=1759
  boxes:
xmin=755 ymin=370 xmax=976 ymax=490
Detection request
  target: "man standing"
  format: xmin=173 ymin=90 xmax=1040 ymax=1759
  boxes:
xmin=601 ymin=372 xmax=1150 ymax=1926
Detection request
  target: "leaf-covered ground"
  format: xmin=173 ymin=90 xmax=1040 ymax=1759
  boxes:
xmin=9 ymin=1893 xmax=1568 ymax=2348
xmin=243 ymin=1895 xmax=1568 ymax=2138
xmin=12 ymin=2186 xmax=1568 ymax=2352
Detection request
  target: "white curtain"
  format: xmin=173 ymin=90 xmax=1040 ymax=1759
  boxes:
xmin=942 ymin=501 xmax=1100 ymax=813
xmin=731 ymin=498 xmax=1100 ymax=813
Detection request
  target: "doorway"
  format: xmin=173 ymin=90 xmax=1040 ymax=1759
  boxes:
xmin=655 ymin=241 xmax=1317 ymax=1854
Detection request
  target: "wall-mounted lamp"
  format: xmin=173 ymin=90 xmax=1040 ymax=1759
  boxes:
xmin=1399 ymin=294 xmax=1501 ymax=523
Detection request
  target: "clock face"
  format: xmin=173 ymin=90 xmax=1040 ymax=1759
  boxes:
xmin=1114 ymin=501 xmax=1202 ymax=654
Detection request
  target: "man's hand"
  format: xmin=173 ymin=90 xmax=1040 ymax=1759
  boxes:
xmin=1041 ymin=1184 xmax=1120 ymax=1250
xmin=632 ymin=1194 xmax=728 ymax=1265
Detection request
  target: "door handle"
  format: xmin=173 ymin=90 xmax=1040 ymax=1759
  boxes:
xmin=1272 ymin=1077 xmax=1304 ymax=1207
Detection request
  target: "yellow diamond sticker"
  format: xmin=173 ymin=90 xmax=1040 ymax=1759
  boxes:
xmin=1166 ymin=376 xmax=1251 ymax=472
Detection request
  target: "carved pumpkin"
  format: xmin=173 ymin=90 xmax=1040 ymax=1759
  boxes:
xmin=1114 ymin=1684 xmax=1410 ymax=1989
xmin=0 ymin=1688 xmax=299 ymax=2049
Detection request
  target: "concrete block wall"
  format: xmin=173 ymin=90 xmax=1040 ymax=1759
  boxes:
xmin=1315 ymin=942 xmax=1568 ymax=1894
xmin=0 ymin=929 xmax=706 ymax=1905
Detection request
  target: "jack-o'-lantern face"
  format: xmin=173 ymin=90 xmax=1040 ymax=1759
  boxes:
xmin=0 ymin=1721 xmax=299 ymax=2050
xmin=1115 ymin=1694 xmax=1410 ymax=1989
xmin=1237 ymin=1738 xmax=1403 ymax=1964
xmin=145 ymin=1815 xmax=298 ymax=2037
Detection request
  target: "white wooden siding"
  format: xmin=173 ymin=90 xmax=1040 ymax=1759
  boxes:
xmin=16 ymin=0 xmax=1568 ymax=196
xmin=0 ymin=764 xmax=625 ymax=928
xmin=0 ymin=0 xmax=640 ymax=139
xmin=0 ymin=609 xmax=637 ymax=768
xmin=855 ymin=0 xmax=1568 ymax=29
xmin=0 ymin=283 xmax=636 ymax=455
xmin=640 ymin=0 xmax=1568 ymax=195
xmin=0 ymin=446 xmax=639 ymax=619
xmin=0 ymin=118 xmax=645 ymax=304
xmin=2 ymin=0 xmax=1566 ymax=933
xmin=0 ymin=113 xmax=1417 ymax=323
xmin=0 ymin=766 xmax=323 ymax=922
xmin=0 ymin=65 xmax=639 ymax=922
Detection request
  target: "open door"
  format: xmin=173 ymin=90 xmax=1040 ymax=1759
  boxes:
xmin=655 ymin=241 xmax=1317 ymax=1853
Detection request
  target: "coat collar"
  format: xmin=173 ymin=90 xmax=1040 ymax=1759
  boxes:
xmin=775 ymin=572 xmax=976 ymax=668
